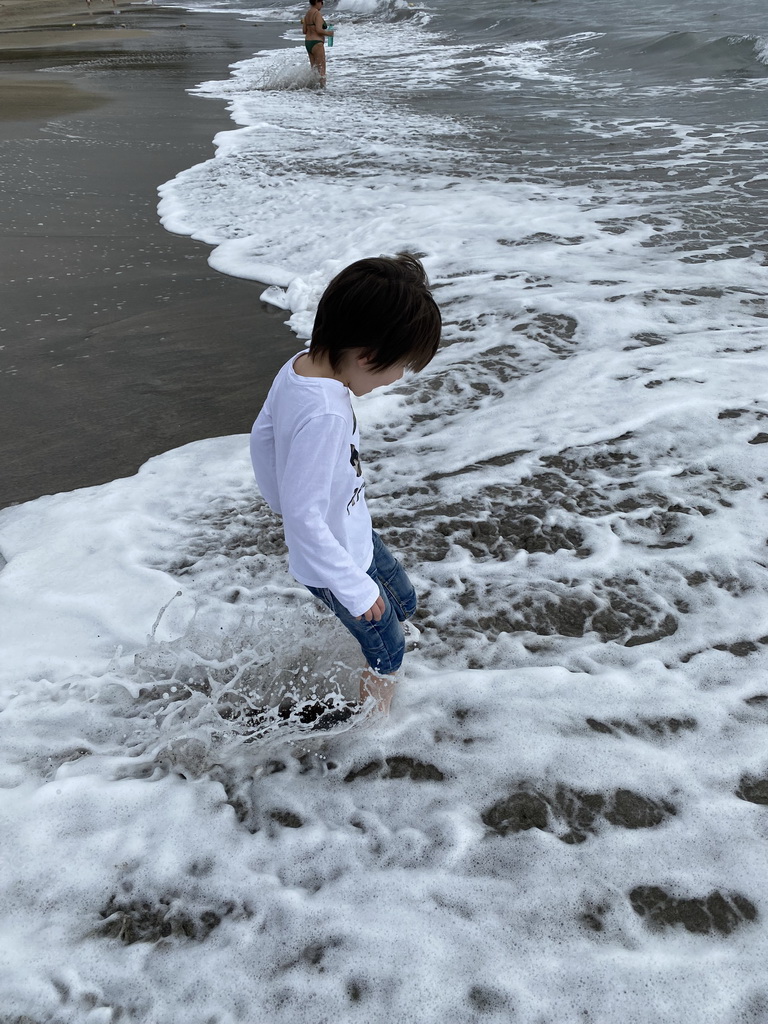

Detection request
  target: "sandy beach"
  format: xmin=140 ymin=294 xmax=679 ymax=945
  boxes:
xmin=0 ymin=1 xmax=297 ymax=508
xmin=0 ymin=0 xmax=129 ymax=29
xmin=0 ymin=0 xmax=147 ymax=119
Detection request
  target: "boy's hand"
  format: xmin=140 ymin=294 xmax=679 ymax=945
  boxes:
xmin=358 ymin=596 xmax=385 ymax=622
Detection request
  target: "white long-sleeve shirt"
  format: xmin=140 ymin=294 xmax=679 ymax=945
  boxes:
xmin=250 ymin=354 xmax=379 ymax=618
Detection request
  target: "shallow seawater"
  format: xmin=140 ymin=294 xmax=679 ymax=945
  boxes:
xmin=1 ymin=0 xmax=768 ymax=1020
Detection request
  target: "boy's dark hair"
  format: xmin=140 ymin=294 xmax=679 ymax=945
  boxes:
xmin=309 ymin=253 xmax=441 ymax=373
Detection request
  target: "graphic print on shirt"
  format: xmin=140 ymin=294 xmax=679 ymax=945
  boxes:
xmin=347 ymin=443 xmax=364 ymax=514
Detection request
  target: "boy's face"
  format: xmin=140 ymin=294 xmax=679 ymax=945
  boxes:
xmin=343 ymin=352 xmax=407 ymax=397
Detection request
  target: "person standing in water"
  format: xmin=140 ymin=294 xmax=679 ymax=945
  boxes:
xmin=250 ymin=254 xmax=442 ymax=714
xmin=302 ymin=0 xmax=334 ymax=88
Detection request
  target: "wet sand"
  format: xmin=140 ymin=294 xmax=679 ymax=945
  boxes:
xmin=0 ymin=1 xmax=146 ymax=120
xmin=0 ymin=3 xmax=299 ymax=509
xmin=0 ymin=0 xmax=130 ymax=30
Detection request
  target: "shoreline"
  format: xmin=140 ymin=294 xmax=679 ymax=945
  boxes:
xmin=0 ymin=0 xmax=136 ymax=30
xmin=0 ymin=3 xmax=299 ymax=509
xmin=0 ymin=1 xmax=146 ymax=120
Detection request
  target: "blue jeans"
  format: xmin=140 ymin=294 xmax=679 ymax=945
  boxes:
xmin=306 ymin=530 xmax=416 ymax=675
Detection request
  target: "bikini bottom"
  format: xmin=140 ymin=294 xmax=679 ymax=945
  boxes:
xmin=305 ymin=40 xmax=323 ymax=54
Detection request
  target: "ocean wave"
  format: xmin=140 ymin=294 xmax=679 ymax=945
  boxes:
xmin=165 ymin=0 xmax=433 ymax=24
xmin=334 ymin=0 xmax=433 ymax=23
xmin=638 ymin=30 xmax=768 ymax=75
xmin=743 ymin=33 xmax=768 ymax=65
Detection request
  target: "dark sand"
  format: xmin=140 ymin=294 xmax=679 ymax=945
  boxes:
xmin=0 ymin=3 xmax=300 ymax=509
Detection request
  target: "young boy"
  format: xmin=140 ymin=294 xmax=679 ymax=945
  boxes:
xmin=250 ymin=254 xmax=441 ymax=712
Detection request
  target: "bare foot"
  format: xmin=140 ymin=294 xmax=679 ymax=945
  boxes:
xmin=360 ymin=667 xmax=397 ymax=714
